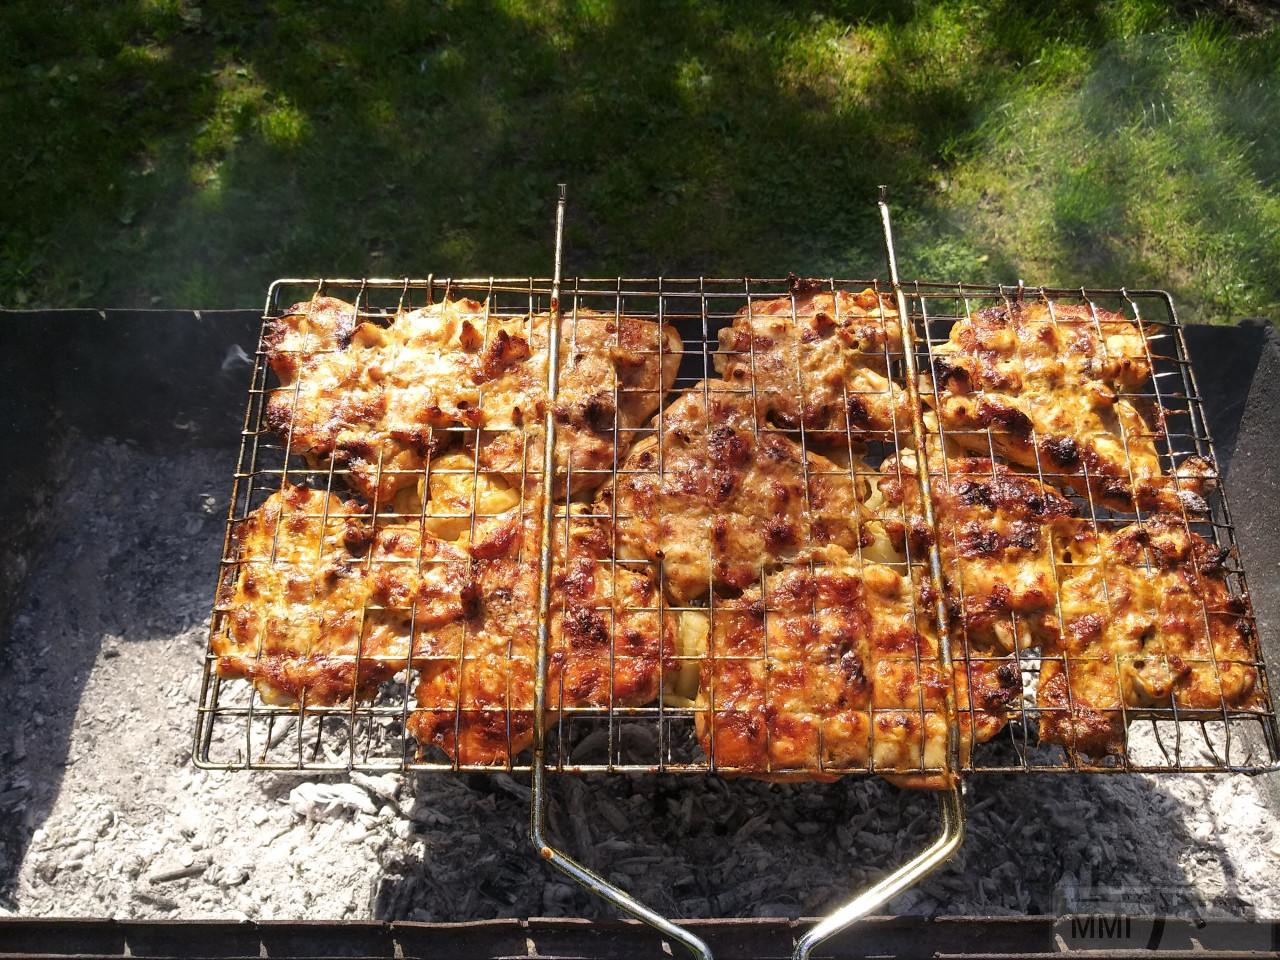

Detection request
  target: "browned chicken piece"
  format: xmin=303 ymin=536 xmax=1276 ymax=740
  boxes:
xmin=877 ymin=453 xmax=1080 ymax=653
xmin=598 ymin=380 xmax=870 ymax=605
xmin=714 ymin=279 xmax=906 ymax=440
xmin=213 ymin=483 xmax=472 ymax=705
xmin=264 ymin=297 xmax=681 ymax=505
xmin=1038 ymin=513 xmax=1260 ymax=758
xmin=471 ymin=304 xmax=683 ymax=498
xmin=927 ymin=299 xmax=1214 ymax=513
xmin=215 ymin=484 xmax=674 ymax=766
xmin=407 ymin=508 xmax=675 ymax=766
xmin=692 ymin=563 xmax=1017 ymax=788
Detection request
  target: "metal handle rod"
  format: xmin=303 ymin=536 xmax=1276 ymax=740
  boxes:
xmin=793 ymin=188 xmax=969 ymax=960
xmin=876 ymin=185 xmax=960 ymax=776
xmin=792 ymin=784 xmax=965 ymax=960
xmin=531 ymin=774 xmax=714 ymax=960
xmin=528 ymin=183 xmax=714 ymax=960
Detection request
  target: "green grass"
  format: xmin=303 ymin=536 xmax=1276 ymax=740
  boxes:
xmin=2 ymin=0 xmax=1278 ymax=322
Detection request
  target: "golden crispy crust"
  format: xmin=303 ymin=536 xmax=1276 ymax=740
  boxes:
xmin=714 ymin=282 xmax=906 ymax=439
xmin=1037 ymin=513 xmax=1260 ymax=758
xmin=469 ymin=305 xmax=684 ymax=497
xmin=406 ymin=511 xmax=675 ymax=765
xmin=264 ymin=297 xmax=680 ymax=505
xmin=877 ymin=454 xmax=1079 ymax=653
xmin=693 ymin=563 xmax=1014 ymax=787
xmin=226 ymin=290 xmax=1260 ymax=780
xmin=927 ymin=300 xmax=1214 ymax=513
xmin=598 ymin=380 xmax=870 ymax=605
xmin=215 ymin=485 xmax=674 ymax=765
xmin=213 ymin=483 xmax=473 ymax=705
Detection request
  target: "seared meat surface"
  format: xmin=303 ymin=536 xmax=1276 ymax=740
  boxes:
xmin=877 ymin=453 xmax=1079 ymax=652
xmin=692 ymin=563 xmax=1015 ymax=786
xmin=264 ymin=297 xmax=680 ymax=505
xmin=927 ymin=300 xmax=1214 ymax=513
xmin=598 ymin=380 xmax=870 ymax=604
xmin=714 ymin=281 xmax=905 ymax=440
xmin=214 ymin=483 xmax=673 ymax=765
xmin=407 ymin=508 xmax=674 ymax=765
xmin=209 ymin=279 xmax=1267 ymax=781
xmin=213 ymin=483 xmax=472 ymax=705
xmin=1038 ymin=513 xmax=1260 ymax=758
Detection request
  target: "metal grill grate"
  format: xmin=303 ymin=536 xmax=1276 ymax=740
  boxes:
xmin=193 ymin=275 xmax=1279 ymax=777
xmin=906 ymin=282 xmax=1278 ymax=773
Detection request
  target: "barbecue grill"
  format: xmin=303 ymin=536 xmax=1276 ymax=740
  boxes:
xmin=191 ymin=187 xmax=1280 ymax=960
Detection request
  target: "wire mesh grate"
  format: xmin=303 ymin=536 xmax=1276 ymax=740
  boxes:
xmin=193 ymin=275 xmax=1280 ymax=777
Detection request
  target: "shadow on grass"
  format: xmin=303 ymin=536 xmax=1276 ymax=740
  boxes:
xmin=0 ymin=0 xmax=1151 ymax=307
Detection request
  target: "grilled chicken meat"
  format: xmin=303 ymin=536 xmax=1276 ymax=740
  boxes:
xmin=692 ymin=563 xmax=1016 ymax=787
xmin=713 ymin=280 xmax=905 ymax=441
xmin=1038 ymin=513 xmax=1260 ymax=757
xmin=877 ymin=453 xmax=1080 ymax=652
xmin=598 ymin=380 xmax=870 ymax=604
xmin=407 ymin=508 xmax=674 ymax=765
xmin=927 ymin=300 xmax=1214 ymax=513
xmin=219 ymin=285 xmax=1259 ymax=779
xmin=469 ymin=304 xmax=683 ymax=497
xmin=215 ymin=483 xmax=674 ymax=766
xmin=213 ymin=483 xmax=472 ymax=705
xmin=265 ymin=297 xmax=681 ymax=505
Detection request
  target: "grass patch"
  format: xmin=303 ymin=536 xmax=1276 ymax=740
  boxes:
xmin=1 ymin=0 xmax=1277 ymax=322
xmin=912 ymin=16 xmax=1280 ymax=321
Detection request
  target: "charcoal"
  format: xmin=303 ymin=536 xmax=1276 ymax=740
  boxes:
xmin=2 ymin=438 xmax=1278 ymax=924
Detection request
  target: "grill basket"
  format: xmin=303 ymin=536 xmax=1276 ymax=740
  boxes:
xmin=193 ymin=189 xmax=1280 ymax=960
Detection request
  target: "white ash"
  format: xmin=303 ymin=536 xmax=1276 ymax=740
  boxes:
xmin=1 ymin=438 xmax=1278 ymax=922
